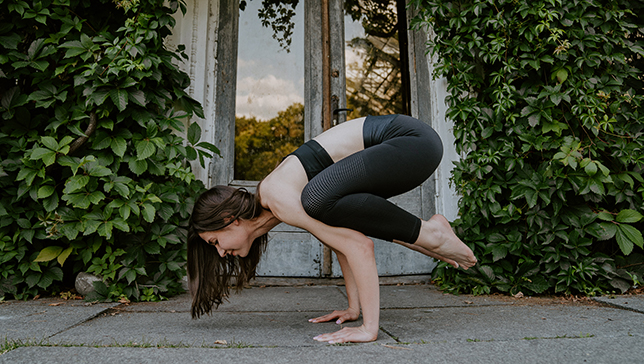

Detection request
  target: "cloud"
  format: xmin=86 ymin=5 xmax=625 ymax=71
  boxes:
xmin=236 ymin=74 xmax=304 ymax=121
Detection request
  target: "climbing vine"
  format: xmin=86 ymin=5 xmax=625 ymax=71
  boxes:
xmin=411 ymin=0 xmax=644 ymax=295
xmin=0 ymin=0 xmax=217 ymax=301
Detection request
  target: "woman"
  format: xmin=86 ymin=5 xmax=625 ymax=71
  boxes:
xmin=188 ymin=114 xmax=477 ymax=344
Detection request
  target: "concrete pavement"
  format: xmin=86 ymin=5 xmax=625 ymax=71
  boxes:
xmin=1 ymin=280 xmax=643 ymax=363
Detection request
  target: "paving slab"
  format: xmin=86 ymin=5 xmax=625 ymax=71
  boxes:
xmin=378 ymin=285 xmax=514 ymax=309
xmin=593 ymin=294 xmax=644 ymax=314
xmin=118 ymin=286 xmax=348 ymax=313
xmin=0 ymin=298 xmax=119 ymax=341
xmin=379 ymin=304 xmax=644 ymax=343
xmin=117 ymin=285 xmax=511 ymax=315
xmin=48 ymin=310 xmax=393 ymax=347
xmin=3 ymin=335 xmax=644 ymax=364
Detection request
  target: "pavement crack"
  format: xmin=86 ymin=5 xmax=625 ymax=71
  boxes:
xmin=44 ymin=304 xmax=125 ymax=341
xmin=592 ymin=299 xmax=644 ymax=315
xmin=379 ymin=326 xmax=400 ymax=343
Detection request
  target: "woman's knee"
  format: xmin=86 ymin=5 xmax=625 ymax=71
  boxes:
xmin=301 ymin=183 xmax=333 ymax=221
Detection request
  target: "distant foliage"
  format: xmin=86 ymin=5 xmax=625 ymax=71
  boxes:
xmin=234 ymin=103 xmax=304 ymax=181
xmin=411 ymin=0 xmax=644 ymax=295
xmin=0 ymin=0 xmax=217 ymax=301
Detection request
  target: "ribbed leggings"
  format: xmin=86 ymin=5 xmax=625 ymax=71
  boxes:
xmin=299 ymin=115 xmax=443 ymax=244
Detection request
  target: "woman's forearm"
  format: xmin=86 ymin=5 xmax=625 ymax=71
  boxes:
xmin=333 ymin=248 xmax=360 ymax=312
xmin=342 ymin=239 xmax=380 ymax=334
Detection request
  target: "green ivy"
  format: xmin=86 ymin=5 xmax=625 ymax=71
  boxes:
xmin=411 ymin=0 xmax=644 ymax=296
xmin=0 ymin=0 xmax=218 ymax=301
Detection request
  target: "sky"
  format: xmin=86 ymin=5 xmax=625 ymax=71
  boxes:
xmin=235 ymin=1 xmax=305 ymax=121
xmin=235 ymin=3 xmax=367 ymax=121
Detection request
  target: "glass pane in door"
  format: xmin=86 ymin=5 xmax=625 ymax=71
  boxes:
xmin=235 ymin=2 xmax=305 ymax=181
xmin=344 ymin=0 xmax=409 ymax=120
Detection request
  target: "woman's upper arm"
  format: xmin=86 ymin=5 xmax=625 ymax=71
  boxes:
xmin=261 ymin=172 xmax=372 ymax=255
xmin=276 ymin=201 xmax=372 ymax=256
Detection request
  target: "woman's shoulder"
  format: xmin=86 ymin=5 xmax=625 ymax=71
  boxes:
xmin=258 ymin=158 xmax=308 ymax=214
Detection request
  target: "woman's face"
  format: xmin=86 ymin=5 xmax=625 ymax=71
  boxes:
xmin=199 ymin=220 xmax=253 ymax=258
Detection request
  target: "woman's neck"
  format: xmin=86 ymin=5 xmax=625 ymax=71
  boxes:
xmin=250 ymin=208 xmax=281 ymax=239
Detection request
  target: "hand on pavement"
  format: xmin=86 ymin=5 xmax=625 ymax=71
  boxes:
xmin=308 ymin=308 xmax=360 ymax=325
xmin=313 ymin=325 xmax=377 ymax=344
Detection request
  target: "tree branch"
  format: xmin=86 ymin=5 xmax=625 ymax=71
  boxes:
xmin=68 ymin=110 xmax=98 ymax=155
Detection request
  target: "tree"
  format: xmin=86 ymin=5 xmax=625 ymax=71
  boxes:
xmin=235 ymin=103 xmax=304 ymax=181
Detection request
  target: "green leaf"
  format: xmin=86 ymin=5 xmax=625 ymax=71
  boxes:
xmin=57 ymin=247 xmax=73 ymax=266
xmin=584 ymin=161 xmax=597 ymax=176
xmin=98 ymin=221 xmax=113 ymax=239
xmin=112 ymin=218 xmax=130 ymax=232
xmin=83 ymin=219 xmax=101 ymax=236
xmin=111 ymin=137 xmax=127 ymax=157
xmin=90 ymin=88 xmax=110 ymax=106
xmin=136 ymin=139 xmax=156 ymax=160
xmin=185 ymin=146 xmax=197 ymax=160
xmin=31 ymin=148 xmax=56 ymax=166
xmin=0 ymin=33 xmax=21 ymax=50
xmin=41 ymin=136 xmax=59 ymax=150
xmin=523 ymin=275 xmax=549 ymax=294
xmin=619 ymin=224 xmax=643 ymax=250
xmin=43 ymin=192 xmax=60 ymax=212
xmin=37 ymin=185 xmax=55 ymax=199
xmin=62 ymin=193 xmax=91 ymax=209
xmin=63 ymin=175 xmax=90 ymax=193
xmin=196 ymin=141 xmax=220 ymax=156
xmin=88 ymin=191 xmax=106 ymax=204
xmin=128 ymin=159 xmax=148 ymax=175
xmin=119 ymin=205 xmax=131 ymax=220
xmin=142 ymin=203 xmax=156 ymax=223
xmin=187 ymin=122 xmax=201 ymax=145
xmin=478 ymin=265 xmax=495 ymax=281
xmin=143 ymin=242 xmax=161 ymax=254
xmin=26 ymin=273 xmax=41 ymax=288
xmin=488 ymin=233 xmax=505 ymax=243
xmin=86 ymin=163 xmax=113 ymax=177
xmin=615 ymin=226 xmax=634 ymax=255
xmin=616 ymin=210 xmax=643 ymax=224
xmin=597 ymin=211 xmax=614 ymax=222
xmin=60 ymin=222 xmax=81 ymax=240
xmin=128 ymin=89 xmax=146 ymax=106
xmin=113 ymin=183 xmax=130 ymax=198
xmin=555 ymin=68 xmax=568 ymax=84
xmin=110 ymin=88 xmax=128 ymax=111
xmin=124 ymin=269 xmax=137 ymax=284
xmin=491 ymin=245 xmax=507 ymax=262
xmin=34 ymin=246 xmax=63 ymax=262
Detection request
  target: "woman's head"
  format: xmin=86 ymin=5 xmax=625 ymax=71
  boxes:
xmin=187 ymin=186 xmax=267 ymax=318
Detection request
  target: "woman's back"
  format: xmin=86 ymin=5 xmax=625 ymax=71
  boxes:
xmin=259 ymin=117 xmax=366 ymax=222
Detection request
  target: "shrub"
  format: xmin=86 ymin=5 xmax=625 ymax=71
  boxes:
xmin=0 ymin=0 xmax=217 ymax=301
xmin=411 ymin=0 xmax=644 ymax=296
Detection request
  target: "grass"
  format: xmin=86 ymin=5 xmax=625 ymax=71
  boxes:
xmin=523 ymin=333 xmax=595 ymax=341
xmin=0 ymin=336 xmax=260 ymax=355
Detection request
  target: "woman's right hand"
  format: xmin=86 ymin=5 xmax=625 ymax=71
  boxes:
xmin=308 ymin=308 xmax=360 ymax=324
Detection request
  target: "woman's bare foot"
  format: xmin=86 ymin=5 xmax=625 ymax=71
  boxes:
xmin=393 ymin=239 xmax=459 ymax=268
xmin=414 ymin=214 xmax=477 ymax=269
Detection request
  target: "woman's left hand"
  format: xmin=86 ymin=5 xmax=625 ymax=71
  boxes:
xmin=313 ymin=325 xmax=378 ymax=344
xmin=308 ymin=308 xmax=360 ymax=324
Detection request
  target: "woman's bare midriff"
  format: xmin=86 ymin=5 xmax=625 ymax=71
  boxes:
xmin=259 ymin=117 xmax=366 ymax=217
xmin=312 ymin=117 xmax=365 ymax=162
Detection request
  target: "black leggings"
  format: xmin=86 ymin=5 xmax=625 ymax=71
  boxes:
xmin=297 ymin=115 xmax=443 ymax=244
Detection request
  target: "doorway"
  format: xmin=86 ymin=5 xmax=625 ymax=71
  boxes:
xmin=209 ymin=0 xmax=438 ymax=277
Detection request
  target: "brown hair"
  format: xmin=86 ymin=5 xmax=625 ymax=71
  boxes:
xmin=187 ymin=186 xmax=268 ymax=318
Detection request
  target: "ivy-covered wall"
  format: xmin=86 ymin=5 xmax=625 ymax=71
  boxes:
xmin=0 ymin=0 xmax=216 ymax=301
xmin=412 ymin=0 xmax=644 ymax=295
